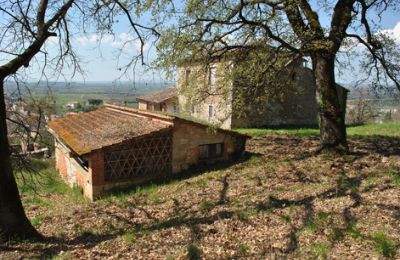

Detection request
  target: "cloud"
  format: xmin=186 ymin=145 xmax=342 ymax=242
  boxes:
xmin=339 ymin=22 xmax=400 ymax=52
xmin=76 ymin=34 xmax=99 ymax=46
xmin=75 ymin=32 xmax=148 ymax=53
xmin=379 ymin=22 xmax=400 ymax=44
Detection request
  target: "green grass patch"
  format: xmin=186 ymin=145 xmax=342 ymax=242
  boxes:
xmin=199 ymin=200 xmax=213 ymax=213
xmin=122 ymin=231 xmax=136 ymax=243
xmin=238 ymin=244 xmax=250 ymax=255
xmin=235 ymin=123 xmax=400 ymax=138
xmin=194 ymin=178 xmax=208 ymax=188
xmin=387 ymin=166 xmax=400 ymax=187
xmin=51 ymin=252 xmax=73 ymax=260
xmin=304 ymin=218 xmax=318 ymax=232
xmin=17 ymin=159 xmax=71 ymax=195
xmin=235 ymin=127 xmax=319 ymax=136
xmin=280 ymin=214 xmax=291 ymax=223
xmin=371 ymin=231 xmax=398 ymax=258
xmin=237 ymin=209 xmax=254 ymax=222
xmin=317 ymin=211 xmax=330 ymax=222
xmin=347 ymin=123 xmax=400 ymax=138
xmin=16 ymin=159 xmax=86 ymax=206
xmin=104 ymin=183 xmax=161 ymax=204
xmin=30 ymin=215 xmax=50 ymax=228
xmin=311 ymin=242 xmax=329 ymax=259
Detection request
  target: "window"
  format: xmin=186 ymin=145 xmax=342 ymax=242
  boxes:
xmin=208 ymin=105 xmax=213 ymax=118
xmin=209 ymin=65 xmax=216 ymax=90
xmin=198 ymin=143 xmax=224 ymax=160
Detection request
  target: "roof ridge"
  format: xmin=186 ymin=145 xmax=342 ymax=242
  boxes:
xmin=136 ymin=87 xmax=177 ymax=103
xmin=104 ymin=104 xmax=174 ymax=125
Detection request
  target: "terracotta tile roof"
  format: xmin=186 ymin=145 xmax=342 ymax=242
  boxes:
xmin=48 ymin=107 xmax=171 ymax=155
xmin=136 ymin=87 xmax=177 ymax=103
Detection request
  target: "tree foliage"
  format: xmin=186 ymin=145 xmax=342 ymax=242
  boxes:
xmin=151 ymin=0 xmax=400 ymax=149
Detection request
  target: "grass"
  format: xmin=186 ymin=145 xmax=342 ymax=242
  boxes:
xmin=371 ymin=231 xmax=398 ymax=258
xmin=238 ymin=244 xmax=250 ymax=255
xmin=122 ymin=231 xmax=136 ymax=243
xmin=199 ymin=200 xmax=213 ymax=213
xmin=236 ymin=126 xmax=319 ymax=136
xmin=31 ymin=215 xmax=47 ymax=228
xmin=235 ymin=122 xmax=400 ymax=137
xmin=311 ymin=242 xmax=329 ymax=259
xmin=5 ymin=124 xmax=399 ymax=259
xmin=16 ymin=159 xmax=85 ymax=207
xmin=388 ymin=166 xmax=400 ymax=187
xmin=347 ymin=123 xmax=400 ymax=137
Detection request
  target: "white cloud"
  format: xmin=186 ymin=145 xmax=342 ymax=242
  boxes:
xmin=340 ymin=22 xmax=400 ymax=52
xmin=379 ymin=22 xmax=400 ymax=44
xmin=76 ymin=34 xmax=99 ymax=46
xmin=75 ymin=32 xmax=148 ymax=53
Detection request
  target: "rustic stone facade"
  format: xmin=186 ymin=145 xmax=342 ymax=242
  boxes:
xmin=50 ymin=105 xmax=247 ymax=200
xmin=177 ymin=58 xmax=348 ymax=129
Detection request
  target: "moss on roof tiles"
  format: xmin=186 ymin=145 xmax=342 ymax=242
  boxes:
xmin=48 ymin=107 xmax=171 ymax=155
xmin=136 ymin=87 xmax=177 ymax=103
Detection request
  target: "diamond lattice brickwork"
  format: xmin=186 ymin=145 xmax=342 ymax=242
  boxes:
xmin=104 ymin=130 xmax=172 ymax=181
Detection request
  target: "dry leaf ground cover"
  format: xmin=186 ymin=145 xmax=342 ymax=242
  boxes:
xmin=1 ymin=124 xmax=400 ymax=259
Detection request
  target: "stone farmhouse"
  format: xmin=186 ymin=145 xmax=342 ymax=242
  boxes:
xmin=176 ymin=53 xmax=348 ymax=129
xmin=48 ymin=104 xmax=247 ymax=200
xmin=137 ymin=87 xmax=178 ymax=113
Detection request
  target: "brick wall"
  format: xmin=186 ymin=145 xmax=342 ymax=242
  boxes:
xmin=54 ymin=120 xmax=246 ymax=200
xmin=54 ymin=140 xmax=94 ymax=200
xmin=172 ymin=119 xmax=246 ymax=173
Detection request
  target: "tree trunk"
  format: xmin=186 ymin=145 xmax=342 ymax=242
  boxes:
xmin=0 ymin=80 xmax=41 ymax=241
xmin=312 ymin=53 xmax=348 ymax=151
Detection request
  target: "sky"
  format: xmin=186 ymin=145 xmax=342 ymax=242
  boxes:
xmin=3 ymin=1 xmax=400 ymax=85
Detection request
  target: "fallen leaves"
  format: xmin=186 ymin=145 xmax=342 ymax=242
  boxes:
xmin=2 ymin=134 xmax=400 ymax=259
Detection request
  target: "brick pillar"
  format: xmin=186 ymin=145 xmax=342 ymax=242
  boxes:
xmin=88 ymin=150 xmax=105 ymax=200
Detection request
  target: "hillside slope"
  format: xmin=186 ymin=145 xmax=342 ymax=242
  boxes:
xmin=1 ymin=131 xmax=400 ymax=259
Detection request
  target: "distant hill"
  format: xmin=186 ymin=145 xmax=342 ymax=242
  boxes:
xmin=4 ymin=81 xmax=175 ymax=96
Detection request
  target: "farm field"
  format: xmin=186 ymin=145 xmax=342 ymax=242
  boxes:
xmin=1 ymin=124 xmax=399 ymax=259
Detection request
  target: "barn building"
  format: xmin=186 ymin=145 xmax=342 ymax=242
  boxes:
xmin=48 ymin=104 xmax=247 ymax=200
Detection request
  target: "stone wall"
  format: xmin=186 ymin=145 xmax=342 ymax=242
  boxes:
xmin=232 ymin=67 xmax=318 ymax=128
xmin=171 ymin=119 xmax=246 ymax=173
xmin=177 ymin=63 xmax=233 ymax=129
xmin=176 ymin=59 xmax=343 ymax=129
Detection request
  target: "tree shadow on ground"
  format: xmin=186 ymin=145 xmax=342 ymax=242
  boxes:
xmin=3 ymin=134 xmax=399 ymax=258
xmin=0 ymin=231 xmax=123 ymax=258
xmin=102 ymin=151 xmax=261 ymax=199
